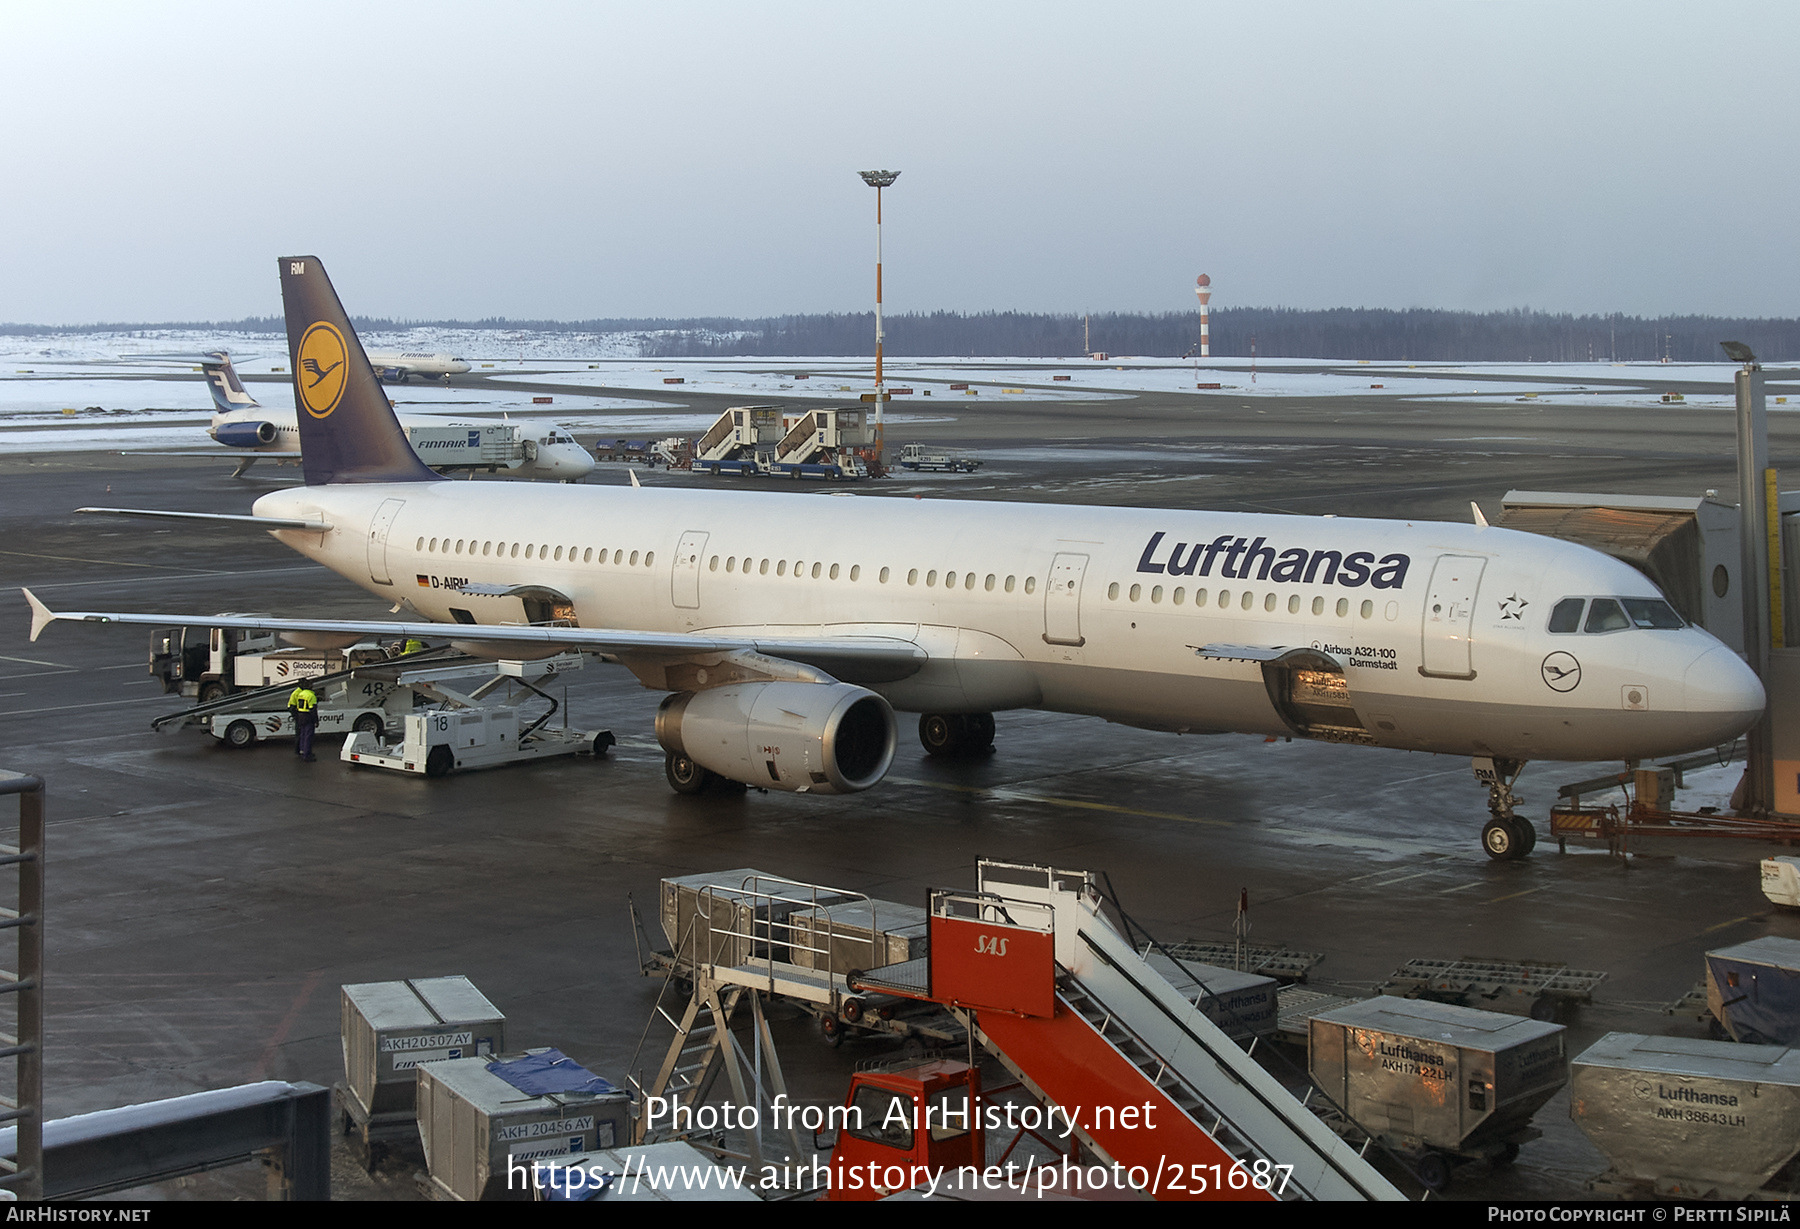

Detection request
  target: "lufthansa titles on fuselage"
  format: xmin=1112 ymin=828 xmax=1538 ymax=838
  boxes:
xmin=1135 ymin=531 xmax=1411 ymax=589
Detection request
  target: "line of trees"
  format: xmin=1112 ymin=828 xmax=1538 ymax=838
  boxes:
xmin=5 ymin=308 xmax=1797 ymax=362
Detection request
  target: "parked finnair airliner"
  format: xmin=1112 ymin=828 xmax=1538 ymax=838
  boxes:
xmin=366 ymin=351 xmax=471 ymax=383
xmin=27 ymin=258 xmax=1765 ymax=860
xmin=199 ymin=352 xmax=593 ymax=482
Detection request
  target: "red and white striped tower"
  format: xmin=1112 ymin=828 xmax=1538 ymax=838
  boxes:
xmin=1195 ymin=273 xmax=1213 ymax=358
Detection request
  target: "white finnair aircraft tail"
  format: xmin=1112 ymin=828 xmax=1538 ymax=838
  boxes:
xmin=30 ymin=256 xmax=1765 ymax=860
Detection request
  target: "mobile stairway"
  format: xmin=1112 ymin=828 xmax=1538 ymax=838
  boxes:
xmin=690 ymin=405 xmax=783 ymax=475
xmin=853 ymin=859 xmax=1406 ymax=1201
xmin=686 ymin=406 xmax=869 ymax=479
xmin=770 ymin=409 xmax=868 ymax=479
xmin=628 ymin=861 xmax=1405 ymax=1200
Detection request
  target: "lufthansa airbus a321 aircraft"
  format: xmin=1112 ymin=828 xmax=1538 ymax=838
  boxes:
xmin=25 ymin=258 xmax=1765 ymax=860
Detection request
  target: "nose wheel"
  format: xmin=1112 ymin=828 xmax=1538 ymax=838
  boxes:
xmin=1473 ymin=756 xmax=1536 ymax=860
xmin=1480 ymin=815 xmax=1537 ymax=860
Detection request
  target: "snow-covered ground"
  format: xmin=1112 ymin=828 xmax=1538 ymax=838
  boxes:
xmin=0 ymin=328 xmax=1771 ymax=455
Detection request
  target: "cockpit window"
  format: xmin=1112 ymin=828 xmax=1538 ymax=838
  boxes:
xmin=1583 ymin=599 xmax=1631 ymax=633
xmin=1548 ymin=598 xmax=1584 ymax=633
xmin=1620 ymin=597 xmax=1684 ymax=629
xmin=1551 ymin=595 xmax=1685 ymax=634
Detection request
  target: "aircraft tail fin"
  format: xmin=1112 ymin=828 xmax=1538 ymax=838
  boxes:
xmin=200 ymin=351 xmax=260 ymax=413
xmin=277 ymin=256 xmax=435 ymax=486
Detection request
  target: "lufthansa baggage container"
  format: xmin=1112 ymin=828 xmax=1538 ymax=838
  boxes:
xmin=1705 ymin=936 xmax=1800 ymax=1045
xmin=417 ymin=1050 xmax=631 ymax=1202
xmin=1570 ymin=1033 xmax=1800 ymax=1198
xmin=341 ymin=976 xmax=505 ymax=1122
xmin=1309 ymin=996 xmax=1566 ymax=1173
xmin=787 ymin=900 xmax=927 ymax=974
xmin=659 ymin=869 xmax=829 ymax=969
xmin=1145 ymin=952 xmax=1279 ymax=1042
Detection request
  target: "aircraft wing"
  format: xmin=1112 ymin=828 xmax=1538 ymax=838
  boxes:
xmin=21 ymin=589 xmax=926 ymax=686
xmin=74 ymin=507 xmax=330 ymax=531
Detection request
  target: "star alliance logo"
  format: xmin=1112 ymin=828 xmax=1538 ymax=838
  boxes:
xmin=1499 ymin=594 xmax=1528 ymax=621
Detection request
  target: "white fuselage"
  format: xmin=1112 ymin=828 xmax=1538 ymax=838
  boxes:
xmin=208 ymin=406 xmax=593 ymax=481
xmin=365 ymin=351 xmax=473 ymax=381
xmin=253 ymin=481 xmax=1764 ymax=763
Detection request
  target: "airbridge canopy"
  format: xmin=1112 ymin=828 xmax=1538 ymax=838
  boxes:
xmin=1499 ymin=491 xmax=1741 ymax=650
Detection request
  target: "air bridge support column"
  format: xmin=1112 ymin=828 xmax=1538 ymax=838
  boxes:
xmin=1732 ymin=350 xmax=1776 ymax=814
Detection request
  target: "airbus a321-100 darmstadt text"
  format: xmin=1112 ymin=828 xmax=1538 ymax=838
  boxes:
xmin=23 ymin=257 xmax=1765 ymax=860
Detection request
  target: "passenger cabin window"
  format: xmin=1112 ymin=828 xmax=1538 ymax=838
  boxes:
xmin=1548 ymin=598 xmax=1584 ymax=633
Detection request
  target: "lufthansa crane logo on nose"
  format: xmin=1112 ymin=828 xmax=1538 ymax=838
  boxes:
xmin=1541 ymin=651 xmax=1582 ymax=693
xmin=296 ymin=322 xmax=348 ymax=419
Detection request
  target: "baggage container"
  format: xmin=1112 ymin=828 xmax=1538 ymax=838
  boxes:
xmin=659 ymin=868 xmax=840 ymax=969
xmin=787 ymin=900 xmax=927 ymax=974
xmin=1309 ymin=996 xmax=1565 ymax=1188
xmin=1708 ymin=936 xmax=1800 ymax=1044
xmin=417 ymin=1049 xmax=630 ymax=1201
xmin=340 ymin=976 xmax=505 ymax=1125
xmin=1761 ymin=855 xmax=1800 ymax=908
xmin=1145 ymin=952 xmax=1278 ymax=1041
xmin=1570 ymin=1032 xmax=1800 ymax=1198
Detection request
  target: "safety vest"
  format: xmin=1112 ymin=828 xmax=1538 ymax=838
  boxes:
xmin=287 ymin=687 xmax=317 ymax=714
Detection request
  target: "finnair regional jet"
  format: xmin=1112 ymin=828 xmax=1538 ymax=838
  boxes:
xmin=200 ymin=352 xmax=592 ymax=482
xmin=365 ymin=351 xmax=472 ymax=383
xmin=26 ymin=258 xmax=1764 ymax=860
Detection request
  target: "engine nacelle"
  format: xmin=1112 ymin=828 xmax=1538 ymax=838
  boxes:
xmin=213 ymin=420 xmax=278 ymax=448
xmin=656 ymin=682 xmax=897 ymax=794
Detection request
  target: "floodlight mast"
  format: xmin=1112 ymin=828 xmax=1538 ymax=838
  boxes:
xmin=858 ymin=170 xmax=899 ymax=471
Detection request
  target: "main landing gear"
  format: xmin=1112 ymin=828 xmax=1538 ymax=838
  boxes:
xmin=1474 ymin=756 xmax=1536 ymax=861
xmin=664 ymin=752 xmax=748 ymax=796
xmin=918 ymin=712 xmax=996 ymax=758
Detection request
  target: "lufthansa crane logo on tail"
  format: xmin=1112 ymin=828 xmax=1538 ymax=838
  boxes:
xmin=296 ymin=322 xmax=348 ymax=418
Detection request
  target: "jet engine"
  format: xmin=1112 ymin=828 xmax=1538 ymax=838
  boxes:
xmin=656 ymin=682 xmax=897 ymax=794
xmin=212 ymin=421 xmax=279 ymax=448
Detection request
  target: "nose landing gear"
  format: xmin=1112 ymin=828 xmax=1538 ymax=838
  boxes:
xmin=1474 ymin=757 xmax=1537 ymax=860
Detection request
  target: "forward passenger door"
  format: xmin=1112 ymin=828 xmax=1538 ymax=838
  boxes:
xmin=672 ymin=531 xmax=708 ymax=609
xmin=1043 ymin=553 xmax=1089 ymax=646
xmin=1420 ymin=554 xmax=1486 ymax=678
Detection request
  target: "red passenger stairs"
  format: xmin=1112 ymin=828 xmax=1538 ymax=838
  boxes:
xmin=851 ymin=859 xmax=1404 ymax=1202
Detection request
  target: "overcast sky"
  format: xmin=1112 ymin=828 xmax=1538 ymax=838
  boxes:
xmin=2 ymin=1 xmax=1795 ymax=323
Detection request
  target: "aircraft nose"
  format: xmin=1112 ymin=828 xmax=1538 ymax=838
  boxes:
xmin=1684 ymin=644 xmax=1766 ymax=731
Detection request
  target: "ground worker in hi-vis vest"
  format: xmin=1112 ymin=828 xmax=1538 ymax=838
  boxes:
xmin=287 ymin=685 xmax=318 ymax=762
